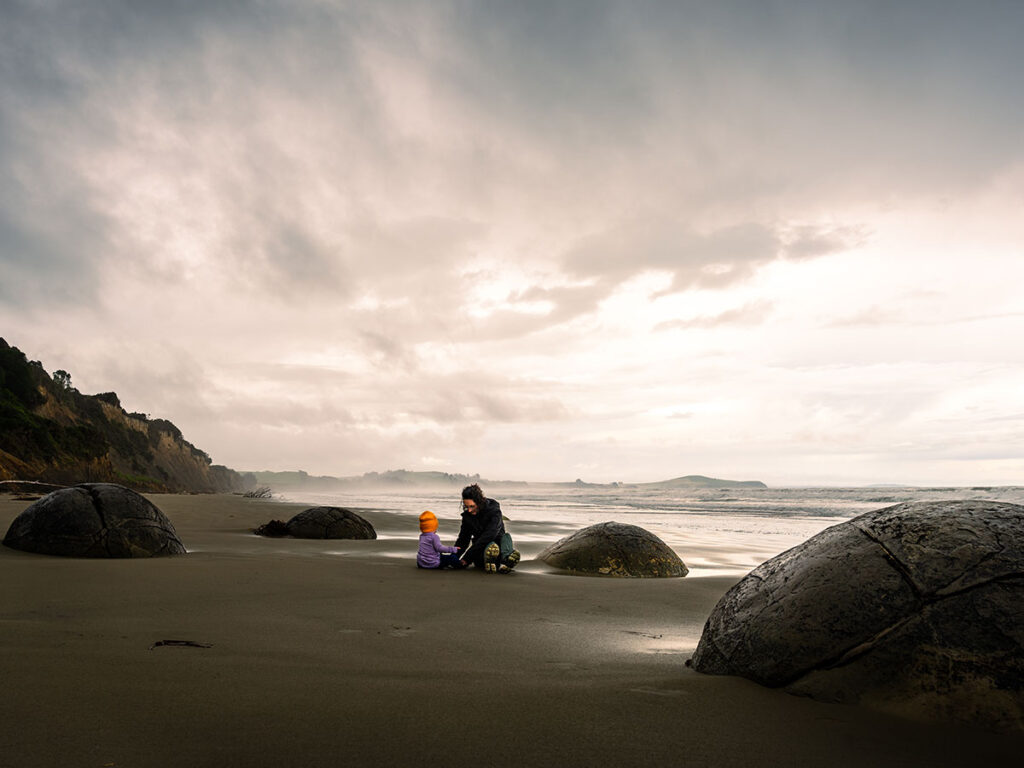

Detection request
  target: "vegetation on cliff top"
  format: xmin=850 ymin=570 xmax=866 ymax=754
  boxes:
xmin=0 ymin=338 xmax=252 ymax=493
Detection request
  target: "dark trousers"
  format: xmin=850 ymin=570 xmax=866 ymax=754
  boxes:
xmin=417 ymin=552 xmax=462 ymax=569
xmin=439 ymin=551 xmax=460 ymax=568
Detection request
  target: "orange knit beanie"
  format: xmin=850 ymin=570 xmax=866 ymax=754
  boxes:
xmin=419 ymin=510 xmax=438 ymax=533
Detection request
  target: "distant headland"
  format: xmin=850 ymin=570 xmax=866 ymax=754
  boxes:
xmin=247 ymin=469 xmax=768 ymax=491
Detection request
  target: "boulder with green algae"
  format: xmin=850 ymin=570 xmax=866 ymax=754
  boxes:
xmin=538 ymin=521 xmax=687 ymax=577
xmin=2 ymin=483 xmax=186 ymax=557
xmin=256 ymin=506 xmax=376 ymax=539
xmin=689 ymin=500 xmax=1024 ymax=732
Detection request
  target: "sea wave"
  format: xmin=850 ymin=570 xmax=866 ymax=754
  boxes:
xmin=274 ymin=485 xmax=1024 ymax=578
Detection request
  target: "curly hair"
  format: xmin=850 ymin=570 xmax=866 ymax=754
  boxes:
xmin=461 ymin=483 xmax=486 ymax=506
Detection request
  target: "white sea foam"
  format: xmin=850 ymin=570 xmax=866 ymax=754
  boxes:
xmin=275 ymin=485 xmax=1024 ymax=577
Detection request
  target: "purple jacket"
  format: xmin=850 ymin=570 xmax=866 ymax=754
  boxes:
xmin=417 ymin=531 xmax=458 ymax=568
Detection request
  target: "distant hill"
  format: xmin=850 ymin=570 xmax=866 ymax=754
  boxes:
xmin=249 ymin=468 xmax=519 ymax=490
xmin=248 ymin=469 xmax=764 ymax=491
xmin=636 ymin=475 xmax=767 ymax=489
xmin=0 ymin=338 xmax=253 ymax=493
xmin=553 ymin=475 xmax=766 ymax=489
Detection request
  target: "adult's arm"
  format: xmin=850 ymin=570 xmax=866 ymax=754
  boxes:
xmin=455 ymin=516 xmax=472 ymax=554
xmin=460 ymin=502 xmax=503 ymax=564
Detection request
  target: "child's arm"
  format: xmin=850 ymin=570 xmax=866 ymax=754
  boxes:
xmin=429 ymin=533 xmax=458 ymax=554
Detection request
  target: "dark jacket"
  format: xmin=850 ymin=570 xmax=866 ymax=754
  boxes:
xmin=455 ymin=497 xmax=505 ymax=565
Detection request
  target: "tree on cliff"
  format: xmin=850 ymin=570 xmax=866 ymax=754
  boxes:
xmin=52 ymin=369 xmax=72 ymax=391
xmin=0 ymin=337 xmax=253 ymax=493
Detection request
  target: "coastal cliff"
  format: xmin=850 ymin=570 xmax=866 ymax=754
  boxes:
xmin=0 ymin=338 xmax=253 ymax=493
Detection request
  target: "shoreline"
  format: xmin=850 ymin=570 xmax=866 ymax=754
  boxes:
xmin=1 ymin=493 xmax=1021 ymax=767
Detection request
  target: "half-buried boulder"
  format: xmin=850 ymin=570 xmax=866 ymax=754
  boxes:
xmin=2 ymin=483 xmax=186 ymax=558
xmin=255 ymin=506 xmax=376 ymax=539
xmin=537 ymin=521 xmax=687 ymax=577
xmin=689 ymin=500 xmax=1024 ymax=731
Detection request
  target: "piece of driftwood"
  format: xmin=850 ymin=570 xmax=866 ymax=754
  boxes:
xmin=149 ymin=640 xmax=213 ymax=650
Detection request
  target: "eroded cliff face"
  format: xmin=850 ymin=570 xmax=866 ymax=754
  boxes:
xmin=0 ymin=338 xmax=253 ymax=493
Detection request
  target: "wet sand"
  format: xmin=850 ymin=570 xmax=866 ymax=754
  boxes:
xmin=1 ymin=493 xmax=1021 ymax=767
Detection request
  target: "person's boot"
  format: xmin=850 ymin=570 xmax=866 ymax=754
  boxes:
xmin=498 ymin=550 xmax=521 ymax=573
xmin=484 ymin=542 xmax=500 ymax=573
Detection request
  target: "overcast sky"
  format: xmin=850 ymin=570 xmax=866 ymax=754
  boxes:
xmin=2 ymin=0 xmax=1022 ymax=486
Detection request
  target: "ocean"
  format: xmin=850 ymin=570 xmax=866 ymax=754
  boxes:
xmin=274 ymin=484 xmax=1024 ymax=578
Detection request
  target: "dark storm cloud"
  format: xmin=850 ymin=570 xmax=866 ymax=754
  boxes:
xmin=447 ymin=1 xmax=652 ymax=137
xmin=3 ymin=0 xmax=1021 ymax=312
xmin=435 ymin=220 xmax=805 ymax=343
xmin=563 ymin=220 xmax=779 ymax=290
xmin=0 ymin=0 xmax=373 ymax=303
xmin=550 ymin=220 xmax=860 ymax=321
xmin=783 ymin=225 xmax=868 ymax=260
xmin=356 ymin=328 xmax=419 ymax=371
xmin=0 ymin=2 xmax=113 ymax=303
xmin=448 ymin=0 xmax=1024 ymax=184
xmin=0 ymin=180 xmax=105 ymax=304
xmin=226 ymin=217 xmax=355 ymax=301
xmin=424 ymin=1 xmax=1021 ymax=326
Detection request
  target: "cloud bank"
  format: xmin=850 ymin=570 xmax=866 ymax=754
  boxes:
xmin=2 ymin=0 xmax=1022 ymax=485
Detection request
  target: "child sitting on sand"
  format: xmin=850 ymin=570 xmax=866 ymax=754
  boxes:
xmin=416 ymin=511 xmax=460 ymax=569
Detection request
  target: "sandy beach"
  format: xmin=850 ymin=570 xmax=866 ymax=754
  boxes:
xmin=1 ymin=493 xmax=1021 ymax=768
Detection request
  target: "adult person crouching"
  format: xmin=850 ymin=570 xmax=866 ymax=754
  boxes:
xmin=456 ymin=483 xmax=520 ymax=573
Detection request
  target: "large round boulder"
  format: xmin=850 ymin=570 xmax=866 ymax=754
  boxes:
xmin=689 ymin=500 xmax=1024 ymax=731
xmin=2 ymin=483 xmax=186 ymax=558
xmin=283 ymin=506 xmax=376 ymax=539
xmin=537 ymin=521 xmax=687 ymax=577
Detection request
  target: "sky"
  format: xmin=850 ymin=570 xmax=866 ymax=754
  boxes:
xmin=2 ymin=0 xmax=1023 ymax=487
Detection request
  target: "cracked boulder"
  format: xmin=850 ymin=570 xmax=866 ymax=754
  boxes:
xmin=538 ymin=521 xmax=687 ymax=577
xmin=2 ymin=483 xmax=186 ymax=558
xmin=689 ymin=500 xmax=1024 ymax=731
xmin=268 ymin=506 xmax=376 ymax=539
